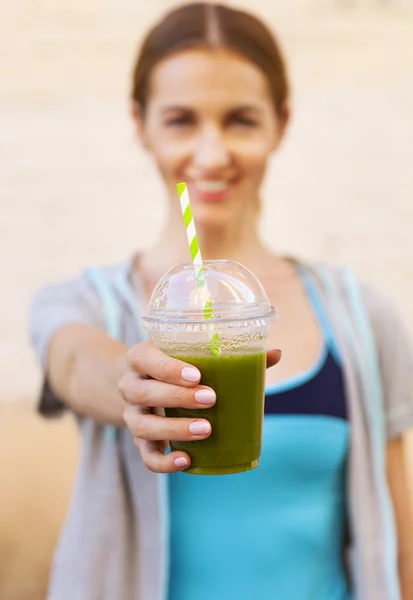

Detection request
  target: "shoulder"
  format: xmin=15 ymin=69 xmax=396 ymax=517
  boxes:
xmin=306 ymin=259 xmax=411 ymax=353
xmin=324 ymin=263 xmax=410 ymax=347
xmin=299 ymin=258 xmax=403 ymax=323
xmin=362 ymin=281 xmax=413 ymax=439
xmin=29 ymin=258 xmax=132 ymax=365
xmin=306 ymin=260 xmax=413 ymax=438
xmin=31 ymin=258 xmax=131 ymax=305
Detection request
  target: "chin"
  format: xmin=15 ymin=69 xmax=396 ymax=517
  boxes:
xmin=193 ymin=204 xmax=237 ymax=230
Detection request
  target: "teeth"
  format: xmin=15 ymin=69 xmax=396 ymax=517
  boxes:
xmin=195 ymin=180 xmax=229 ymax=192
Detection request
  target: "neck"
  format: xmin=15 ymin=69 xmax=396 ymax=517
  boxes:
xmin=198 ymin=224 xmax=263 ymax=263
xmin=138 ymin=205 xmax=277 ymax=291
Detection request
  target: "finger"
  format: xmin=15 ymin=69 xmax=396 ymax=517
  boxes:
xmin=125 ymin=407 xmax=211 ymax=442
xmin=127 ymin=341 xmax=201 ymax=387
xmin=119 ymin=372 xmax=216 ymax=408
xmin=266 ymin=349 xmax=282 ymax=369
xmin=137 ymin=439 xmax=191 ymax=474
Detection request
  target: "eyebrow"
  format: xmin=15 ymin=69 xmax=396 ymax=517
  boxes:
xmin=160 ymin=105 xmax=264 ymax=115
xmin=228 ymin=105 xmax=264 ymax=115
xmin=160 ymin=106 xmax=193 ymax=114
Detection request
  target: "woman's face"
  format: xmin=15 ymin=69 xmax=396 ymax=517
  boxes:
xmin=135 ymin=49 xmax=287 ymax=228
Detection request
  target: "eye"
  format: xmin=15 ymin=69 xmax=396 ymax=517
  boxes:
xmin=164 ymin=115 xmax=194 ymax=127
xmin=229 ymin=114 xmax=259 ymax=128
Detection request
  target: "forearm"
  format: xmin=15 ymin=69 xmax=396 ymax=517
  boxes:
xmin=47 ymin=324 xmax=127 ymax=426
xmin=386 ymin=436 xmax=413 ymax=600
xmin=399 ymin=554 xmax=413 ymax=600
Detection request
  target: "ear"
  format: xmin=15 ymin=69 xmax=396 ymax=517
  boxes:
xmin=279 ymin=102 xmax=291 ymax=135
xmin=270 ymin=101 xmax=291 ymax=151
xmin=131 ymin=101 xmax=148 ymax=148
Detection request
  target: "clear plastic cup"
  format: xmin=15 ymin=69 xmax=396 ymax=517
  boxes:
xmin=141 ymin=260 xmax=277 ymax=475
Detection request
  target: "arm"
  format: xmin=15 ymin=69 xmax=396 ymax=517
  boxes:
xmin=47 ymin=322 xmax=281 ymax=469
xmin=386 ymin=435 xmax=413 ymax=600
xmin=29 ymin=275 xmax=128 ymax=425
xmin=30 ymin=274 xmax=281 ymax=468
xmin=360 ymin=283 xmax=413 ymax=597
xmin=358 ymin=282 xmax=413 ymax=597
xmin=46 ymin=323 xmax=127 ymax=426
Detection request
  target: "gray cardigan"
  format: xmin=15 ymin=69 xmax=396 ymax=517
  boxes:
xmin=29 ymin=259 xmax=413 ymax=600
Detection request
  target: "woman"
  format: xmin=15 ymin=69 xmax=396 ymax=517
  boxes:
xmin=29 ymin=3 xmax=413 ymax=599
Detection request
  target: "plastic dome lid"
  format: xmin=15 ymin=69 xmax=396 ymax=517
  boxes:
xmin=141 ymin=260 xmax=277 ymax=330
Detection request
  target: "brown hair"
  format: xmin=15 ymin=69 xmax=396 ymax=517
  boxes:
xmin=131 ymin=2 xmax=290 ymax=119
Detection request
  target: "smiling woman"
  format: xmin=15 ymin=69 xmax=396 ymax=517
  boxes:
xmin=27 ymin=3 xmax=413 ymax=600
xmin=133 ymin=49 xmax=287 ymax=229
xmin=130 ymin=2 xmax=289 ymax=235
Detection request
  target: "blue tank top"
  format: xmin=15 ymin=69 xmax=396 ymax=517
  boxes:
xmin=168 ymin=273 xmax=352 ymax=600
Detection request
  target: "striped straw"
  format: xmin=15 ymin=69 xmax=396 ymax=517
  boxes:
xmin=177 ymin=182 xmax=220 ymax=354
xmin=177 ymin=182 xmax=203 ymax=275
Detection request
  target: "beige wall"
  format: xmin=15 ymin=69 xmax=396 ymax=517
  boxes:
xmin=1 ymin=0 xmax=413 ymax=402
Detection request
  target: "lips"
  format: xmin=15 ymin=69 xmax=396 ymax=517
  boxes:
xmin=188 ymin=179 xmax=234 ymax=202
xmin=194 ymin=180 xmax=229 ymax=193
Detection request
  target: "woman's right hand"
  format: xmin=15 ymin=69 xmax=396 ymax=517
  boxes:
xmin=118 ymin=341 xmax=215 ymax=474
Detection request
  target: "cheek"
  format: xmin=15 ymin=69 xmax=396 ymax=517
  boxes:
xmin=231 ymin=120 xmax=281 ymax=174
xmin=149 ymin=138 xmax=191 ymax=179
xmin=233 ymin=141 xmax=272 ymax=178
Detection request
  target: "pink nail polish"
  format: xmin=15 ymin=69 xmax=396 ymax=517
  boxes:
xmin=194 ymin=389 xmax=216 ymax=405
xmin=189 ymin=420 xmax=211 ymax=435
xmin=174 ymin=457 xmax=188 ymax=469
xmin=182 ymin=367 xmax=200 ymax=383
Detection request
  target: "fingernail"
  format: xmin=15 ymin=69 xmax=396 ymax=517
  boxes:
xmin=189 ymin=420 xmax=211 ymax=435
xmin=194 ymin=389 xmax=216 ymax=405
xmin=182 ymin=367 xmax=200 ymax=383
xmin=174 ymin=457 xmax=189 ymax=469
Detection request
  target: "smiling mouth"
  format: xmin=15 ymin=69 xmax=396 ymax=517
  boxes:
xmin=193 ymin=180 xmax=230 ymax=193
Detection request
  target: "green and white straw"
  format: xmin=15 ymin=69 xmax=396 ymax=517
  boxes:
xmin=176 ymin=182 xmax=220 ymax=354
xmin=177 ymin=182 xmax=203 ymax=276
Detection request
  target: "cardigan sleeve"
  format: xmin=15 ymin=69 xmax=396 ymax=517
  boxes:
xmin=362 ymin=284 xmax=413 ymax=440
xmin=28 ymin=273 xmax=105 ymax=416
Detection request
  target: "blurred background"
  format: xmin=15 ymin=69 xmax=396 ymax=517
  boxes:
xmin=1 ymin=0 xmax=412 ymax=598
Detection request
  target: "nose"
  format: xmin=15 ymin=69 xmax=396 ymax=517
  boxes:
xmin=192 ymin=126 xmax=231 ymax=171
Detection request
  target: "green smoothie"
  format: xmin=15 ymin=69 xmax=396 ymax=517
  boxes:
xmin=166 ymin=351 xmax=266 ymax=475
